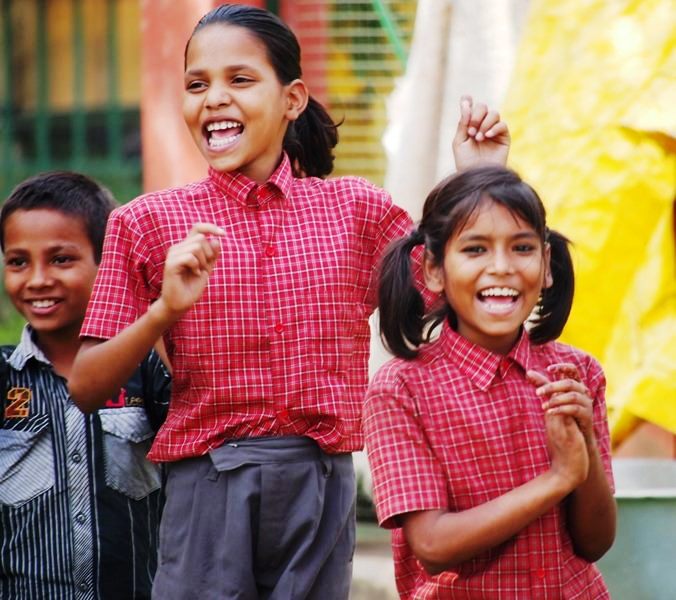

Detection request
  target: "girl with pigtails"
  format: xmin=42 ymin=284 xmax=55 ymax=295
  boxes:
xmin=364 ymin=166 xmax=616 ymax=599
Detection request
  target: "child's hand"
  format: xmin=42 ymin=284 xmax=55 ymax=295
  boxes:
xmin=157 ymin=223 xmax=224 ymax=319
xmin=544 ymin=412 xmax=589 ymax=489
xmin=527 ymin=365 xmax=595 ymax=448
xmin=452 ymin=95 xmax=510 ymax=171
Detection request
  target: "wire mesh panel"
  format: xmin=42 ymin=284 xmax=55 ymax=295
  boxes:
xmin=0 ymin=0 xmax=141 ymax=201
xmin=287 ymin=0 xmax=417 ymax=186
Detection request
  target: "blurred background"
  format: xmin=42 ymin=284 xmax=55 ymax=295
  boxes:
xmin=1 ymin=1 xmax=674 ymax=597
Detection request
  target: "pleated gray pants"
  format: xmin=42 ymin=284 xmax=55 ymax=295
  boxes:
xmin=152 ymin=436 xmax=356 ymax=600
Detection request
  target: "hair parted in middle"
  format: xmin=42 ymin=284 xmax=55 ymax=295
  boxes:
xmin=377 ymin=165 xmax=575 ymax=358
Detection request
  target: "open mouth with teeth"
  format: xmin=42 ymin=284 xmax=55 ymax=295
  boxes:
xmin=205 ymin=120 xmax=244 ymax=150
xmin=30 ymin=299 xmax=59 ymax=309
xmin=477 ymin=287 xmax=520 ymax=312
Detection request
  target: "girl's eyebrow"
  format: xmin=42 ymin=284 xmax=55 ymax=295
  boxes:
xmin=185 ymin=64 xmax=257 ymax=76
xmin=457 ymin=231 xmax=540 ymax=242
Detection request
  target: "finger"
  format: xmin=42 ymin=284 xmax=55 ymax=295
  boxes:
xmin=536 ymin=378 xmax=589 ymax=397
xmin=484 ymin=120 xmax=510 ymax=141
xmin=542 ymin=391 xmax=592 ymax=410
xmin=172 ymin=252 xmax=205 ymax=277
xmin=188 ymin=223 xmax=226 ymax=238
xmin=175 ymin=238 xmax=216 ymax=267
xmin=209 ymin=237 xmax=222 ymax=256
xmin=547 ymin=363 xmax=581 ymax=381
xmin=545 ymin=403 xmax=589 ymax=420
xmin=453 ymin=95 xmax=473 ymax=145
xmin=468 ymin=102 xmax=488 ymax=137
xmin=526 ymin=369 xmax=551 ymax=387
xmin=475 ymin=110 xmax=500 ymax=141
xmin=172 ymin=240 xmax=215 ymax=275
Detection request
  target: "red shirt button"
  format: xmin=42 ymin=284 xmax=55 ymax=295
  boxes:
xmin=274 ymin=323 xmax=285 ymax=333
xmin=536 ymin=568 xmax=546 ymax=579
xmin=265 ymin=245 xmax=276 ymax=257
xmin=278 ymin=409 xmax=289 ymax=421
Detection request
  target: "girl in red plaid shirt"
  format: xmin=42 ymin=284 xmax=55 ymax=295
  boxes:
xmin=365 ymin=166 xmax=616 ymax=599
xmin=69 ymin=4 xmax=509 ymax=599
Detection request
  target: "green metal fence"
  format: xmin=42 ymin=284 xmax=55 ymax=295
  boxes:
xmin=0 ymin=0 xmax=141 ymax=202
xmin=1 ymin=0 xmax=416 ymax=200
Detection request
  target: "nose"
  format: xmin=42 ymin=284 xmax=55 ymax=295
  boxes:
xmin=487 ymin=249 xmax=515 ymax=275
xmin=26 ymin=264 xmax=54 ymax=289
xmin=205 ymin=83 xmax=232 ymax=108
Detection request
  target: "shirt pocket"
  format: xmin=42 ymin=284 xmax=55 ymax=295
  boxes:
xmin=0 ymin=421 xmax=55 ymax=507
xmin=99 ymin=407 xmax=161 ymax=500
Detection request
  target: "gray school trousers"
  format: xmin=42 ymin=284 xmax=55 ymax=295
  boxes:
xmin=151 ymin=436 xmax=356 ymax=600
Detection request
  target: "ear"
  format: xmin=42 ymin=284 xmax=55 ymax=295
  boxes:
xmin=423 ymin=250 xmax=445 ymax=294
xmin=543 ymin=242 xmax=553 ymax=289
xmin=284 ymin=79 xmax=309 ymax=122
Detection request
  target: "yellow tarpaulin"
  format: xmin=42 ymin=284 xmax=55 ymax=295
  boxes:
xmin=502 ymin=0 xmax=676 ymax=445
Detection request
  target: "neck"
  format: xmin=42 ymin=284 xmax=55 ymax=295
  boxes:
xmin=33 ymin=328 xmax=82 ymax=380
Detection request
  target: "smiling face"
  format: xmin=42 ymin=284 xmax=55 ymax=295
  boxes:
xmin=182 ymin=23 xmax=307 ymax=183
xmin=2 ymin=209 xmax=99 ymax=345
xmin=424 ymin=199 xmax=552 ymax=355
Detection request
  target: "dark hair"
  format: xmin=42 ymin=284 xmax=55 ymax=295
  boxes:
xmin=0 ymin=171 xmax=117 ymax=264
xmin=186 ymin=3 xmax=339 ymax=178
xmin=378 ymin=166 xmax=575 ymax=358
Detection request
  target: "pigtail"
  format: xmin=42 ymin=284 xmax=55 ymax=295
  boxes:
xmin=284 ymin=96 xmax=340 ymax=178
xmin=529 ymin=229 xmax=575 ymax=344
xmin=378 ymin=229 xmax=427 ymax=359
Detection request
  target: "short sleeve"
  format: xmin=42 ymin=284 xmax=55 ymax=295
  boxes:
xmin=350 ymin=181 xmax=438 ymax=312
xmin=81 ymin=208 xmax=159 ymax=341
xmin=354 ymin=183 xmax=413 ymax=311
xmin=363 ymin=362 xmax=448 ymax=529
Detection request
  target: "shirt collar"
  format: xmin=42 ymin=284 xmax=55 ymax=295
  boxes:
xmin=438 ymin=320 xmax=534 ymax=391
xmin=9 ymin=325 xmax=51 ymax=370
xmin=207 ymin=153 xmax=294 ymax=208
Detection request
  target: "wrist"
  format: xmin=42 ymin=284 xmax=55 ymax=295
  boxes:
xmin=544 ymin=466 xmax=580 ymax=498
xmin=147 ymin=298 xmax=178 ymax=332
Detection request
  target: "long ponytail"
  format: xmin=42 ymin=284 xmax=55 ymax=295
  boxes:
xmin=529 ymin=229 xmax=575 ymax=344
xmin=378 ymin=229 xmax=427 ymax=359
xmin=284 ymin=96 xmax=340 ymax=178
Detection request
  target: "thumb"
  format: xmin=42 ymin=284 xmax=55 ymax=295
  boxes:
xmin=526 ymin=369 xmax=550 ymax=387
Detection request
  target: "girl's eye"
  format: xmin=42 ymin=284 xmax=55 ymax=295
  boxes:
xmin=186 ymin=80 xmax=207 ymax=92
xmin=232 ymin=75 xmax=254 ymax=85
xmin=514 ymin=244 xmax=536 ymax=253
xmin=461 ymin=246 xmax=486 ymax=255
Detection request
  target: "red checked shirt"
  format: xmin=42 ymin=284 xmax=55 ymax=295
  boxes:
xmin=364 ymin=322 xmax=614 ymax=600
xmin=81 ymin=154 xmax=414 ymax=461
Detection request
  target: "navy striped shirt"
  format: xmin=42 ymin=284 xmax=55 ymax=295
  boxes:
xmin=0 ymin=327 xmax=170 ymax=599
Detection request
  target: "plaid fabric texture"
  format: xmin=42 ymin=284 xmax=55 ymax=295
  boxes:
xmin=81 ymin=154 xmax=413 ymax=461
xmin=364 ymin=322 xmax=614 ymax=599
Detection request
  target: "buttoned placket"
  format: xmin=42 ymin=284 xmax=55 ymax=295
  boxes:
xmin=63 ymin=384 xmax=95 ymax=600
xmin=249 ymin=185 xmax=292 ymax=430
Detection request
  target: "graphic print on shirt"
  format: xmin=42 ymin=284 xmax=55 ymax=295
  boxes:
xmin=104 ymin=386 xmax=144 ymax=409
xmin=4 ymin=386 xmax=31 ymax=419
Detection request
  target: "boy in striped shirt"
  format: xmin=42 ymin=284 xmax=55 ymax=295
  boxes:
xmin=0 ymin=171 xmax=170 ymax=599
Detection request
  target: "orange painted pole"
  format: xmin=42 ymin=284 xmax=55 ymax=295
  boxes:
xmin=140 ymin=0 xmax=214 ymax=192
xmin=281 ymin=0 xmax=328 ymax=105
